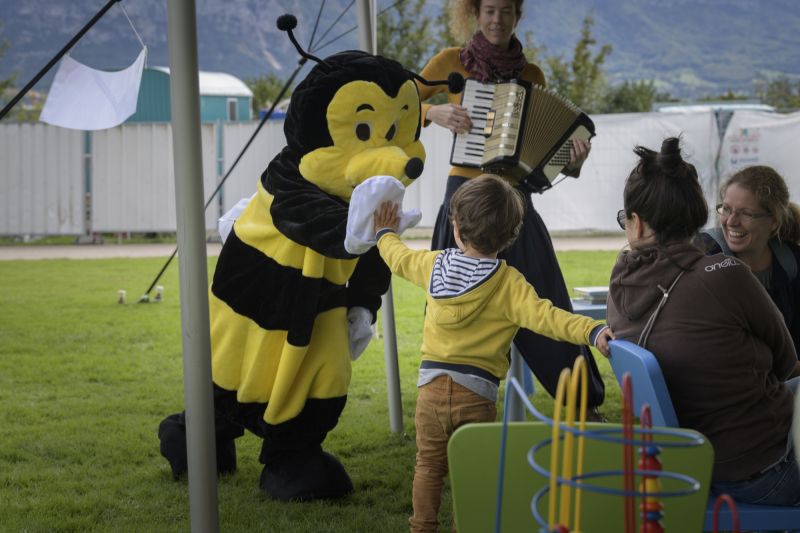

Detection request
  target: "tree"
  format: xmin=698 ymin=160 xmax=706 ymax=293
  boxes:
xmin=539 ymin=15 xmax=611 ymax=113
xmin=246 ymin=74 xmax=294 ymax=116
xmin=520 ymin=30 xmax=546 ymax=70
xmin=377 ymin=0 xmax=437 ymax=72
xmin=756 ymin=76 xmax=800 ymax=113
xmin=378 ymin=6 xmax=663 ymax=115
xmin=11 ymin=91 xmax=44 ymax=122
xmin=0 ymin=22 xmax=17 ymax=107
xmin=0 ymin=21 xmax=42 ymax=122
xmin=432 ymin=2 xmax=459 ymax=51
xmin=524 ymin=17 xmax=663 ymax=114
xmin=705 ymin=90 xmax=749 ymax=102
xmin=602 ymin=80 xmax=657 ymax=113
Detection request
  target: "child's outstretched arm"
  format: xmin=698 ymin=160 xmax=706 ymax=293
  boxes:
xmin=373 ymin=201 xmax=400 ymax=237
xmin=372 ymin=201 xmax=439 ymax=289
xmin=590 ymin=325 xmax=616 ymax=357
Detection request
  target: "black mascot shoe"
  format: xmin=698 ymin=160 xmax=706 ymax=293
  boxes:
xmin=216 ymin=439 xmax=237 ymax=475
xmin=158 ymin=413 xmax=238 ymax=478
xmin=259 ymin=450 xmax=353 ymax=501
xmin=158 ymin=413 xmax=188 ymax=479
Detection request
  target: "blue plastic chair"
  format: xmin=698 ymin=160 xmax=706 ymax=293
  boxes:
xmin=608 ymin=339 xmax=800 ymax=531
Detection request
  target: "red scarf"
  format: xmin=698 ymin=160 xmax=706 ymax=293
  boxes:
xmin=459 ymin=31 xmax=528 ymax=83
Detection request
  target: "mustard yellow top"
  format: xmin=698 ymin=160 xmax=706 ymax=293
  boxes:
xmin=377 ymin=232 xmax=602 ymax=379
xmin=416 ymin=47 xmax=547 ymax=181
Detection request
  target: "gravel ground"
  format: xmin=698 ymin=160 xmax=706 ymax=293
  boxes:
xmin=0 ymin=235 xmax=627 ymax=261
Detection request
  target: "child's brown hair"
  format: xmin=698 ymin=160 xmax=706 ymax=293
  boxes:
xmin=449 ymin=174 xmax=524 ymax=254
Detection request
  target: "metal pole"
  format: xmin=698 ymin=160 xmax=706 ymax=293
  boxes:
xmin=165 ymin=1 xmax=219 ymax=530
xmin=355 ymin=0 xmax=375 ymax=54
xmin=381 ymin=283 xmax=404 ymax=433
xmin=506 ymin=345 xmax=526 ymax=421
xmin=356 ymin=0 xmax=403 ymax=433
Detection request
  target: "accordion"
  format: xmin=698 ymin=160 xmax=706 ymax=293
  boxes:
xmin=450 ymin=78 xmax=595 ymax=193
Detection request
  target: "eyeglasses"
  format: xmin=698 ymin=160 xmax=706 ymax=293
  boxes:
xmin=616 ymin=209 xmax=627 ymax=230
xmin=716 ymin=204 xmax=771 ymax=221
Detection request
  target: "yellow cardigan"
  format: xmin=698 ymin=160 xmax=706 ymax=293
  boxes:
xmin=377 ymin=232 xmax=602 ymax=379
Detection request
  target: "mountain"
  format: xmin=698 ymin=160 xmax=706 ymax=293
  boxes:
xmin=2 ymin=0 xmax=799 ymax=100
xmin=1 ymin=0 xmax=356 ymax=88
xmin=523 ymin=0 xmax=800 ymax=98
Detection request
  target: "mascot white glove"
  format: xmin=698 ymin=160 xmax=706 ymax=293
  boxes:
xmin=217 ymin=194 xmax=255 ymax=243
xmin=345 ymin=175 xmax=422 ymax=255
xmin=347 ymin=306 xmax=374 ymax=361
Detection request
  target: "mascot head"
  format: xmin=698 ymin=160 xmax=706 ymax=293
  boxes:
xmin=276 ymin=14 xmax=463 ymax=200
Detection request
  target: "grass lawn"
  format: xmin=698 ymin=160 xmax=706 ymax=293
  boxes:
xmin=0 ymin=250 xmax=619 ymax=532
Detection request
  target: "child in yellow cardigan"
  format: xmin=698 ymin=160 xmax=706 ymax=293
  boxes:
xmin=373 ymin=174 xmax=614 ymax=532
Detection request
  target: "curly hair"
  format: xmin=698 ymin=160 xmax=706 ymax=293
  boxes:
xmin=447 ymin=0 xmax=524 ymax=44
xmin=449 ymin=174 xmax=524 ymax=254
xmin=722 ymin=165 xmax=800 ymax=244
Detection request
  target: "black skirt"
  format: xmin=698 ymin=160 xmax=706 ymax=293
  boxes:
xmin=431 ymin=175 xmax=606 ymax=407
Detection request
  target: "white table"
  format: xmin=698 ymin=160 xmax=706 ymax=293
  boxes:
xmin=570 ymin=300 xmax=608 ymax=320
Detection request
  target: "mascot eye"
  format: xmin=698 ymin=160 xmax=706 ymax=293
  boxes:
xmin=385 ymin=122 xmax=398 ymax=141
xmin=355 ymin=122 xmax=371 ymax=141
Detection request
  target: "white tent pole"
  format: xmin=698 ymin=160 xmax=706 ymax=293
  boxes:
xmin=356 ymin=0 xmax=404 ymax=434
xmin=165 ymin=0 xmax=220 ymax=530
xmin=355 ymin=0 xmax=376 ymax=54
xmin=506 ymin=345 xmax=526 ymax=421
xmin=381 ymin=284 xmax=404 ymax=434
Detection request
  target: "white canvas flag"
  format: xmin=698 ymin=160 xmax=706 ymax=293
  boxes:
xmin=40 ymin=47 xmax=146 ymax=130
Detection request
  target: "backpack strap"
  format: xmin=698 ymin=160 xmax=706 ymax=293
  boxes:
xmin=769 ymin=239 xmax=797 ymax=282
xmin=638 ymin=270 xmax=686 ymax=349
xmin=702 ymin=227 xmax=732 ymax=256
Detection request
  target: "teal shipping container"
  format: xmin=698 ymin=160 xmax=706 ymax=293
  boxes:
xmin=127 ymin=67 xmax=253 ymax=123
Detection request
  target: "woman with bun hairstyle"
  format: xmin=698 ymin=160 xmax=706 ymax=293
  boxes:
xmin=698 ymin=166 xmax=800 ymax=377
xmin=607 ymin=137 xmax=800 ymax=504
xmin=416 ymin=0 xmax=606 ymax=418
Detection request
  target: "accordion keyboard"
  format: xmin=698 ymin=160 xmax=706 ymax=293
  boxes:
xmin=483 ymin=83 xmax=526 ymax=161
xmin=450 ymin=80 xmax=496 ymax=167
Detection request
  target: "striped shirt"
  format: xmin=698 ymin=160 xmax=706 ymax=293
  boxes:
xmin=429 ymin=249 xmax=500 ymax=297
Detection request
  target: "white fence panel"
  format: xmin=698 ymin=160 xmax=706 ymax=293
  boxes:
xmin=534 ymin=111 xmax=721 ymax=232
xmin=719 ymin=110 xmax=800 ymax=201
xmin=220 ymin=121 xmax=286 ymax=211
xmin=13 ymin=110 xmax=799 ymax=237
xmin=91 ymin=123 xmax=218 ymax=232
xmin=219 ymin=121 xmax=448 ymax=227
xmin=407 ymin=111 xmax=720 ymax=232
xmin=0 ymin=123 xmax=84 ymax=236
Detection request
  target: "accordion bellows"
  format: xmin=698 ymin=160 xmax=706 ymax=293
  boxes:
xmin=450 ymin=78 xmax=595 ymax=192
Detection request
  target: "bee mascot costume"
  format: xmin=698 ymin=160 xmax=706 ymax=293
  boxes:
xmin=158 ymin=14 xmax=463 ymax=501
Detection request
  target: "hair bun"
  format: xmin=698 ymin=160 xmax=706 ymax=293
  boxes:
xmin=658 ymin=137 xmax=682 ymax=167
xmin=660 ymin=137 xmax=680 ymax=156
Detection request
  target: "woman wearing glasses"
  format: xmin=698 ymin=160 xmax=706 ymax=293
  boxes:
xmin=608 ymin=138 xmax=800 ymax=506
xmin=697 ymin=166 xmax=800 ymax=376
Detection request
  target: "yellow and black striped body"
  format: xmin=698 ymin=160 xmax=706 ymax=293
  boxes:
xmin=208 ymin=52 xmax=425 ymax=426
xmin=159 ymin=46 xmax=439 ymax=500
xmin=210 ymin=180 xmax=362 ymax=425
